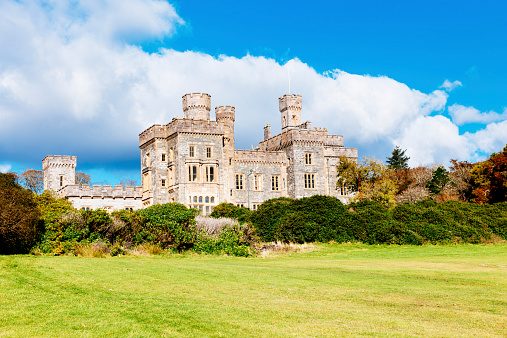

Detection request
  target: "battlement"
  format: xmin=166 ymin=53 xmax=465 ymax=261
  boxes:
xmin=59 ymin=184 xmax=143 ymax=199
xmin=139 ymin=118 xmax=225 ymax=146
xmin=279 ymin=94 xmax=302 ymax=112
xmin=42 ymin=155 xmax=77 ymax=170
xmin=182 ymin=93 xmax=211 ymax=120
xmin=215 ymin=105 xmax=235 ymax=122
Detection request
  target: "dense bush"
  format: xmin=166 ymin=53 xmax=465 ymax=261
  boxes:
xmin=136 ymin=203 xmax=199 ymax=251
xmin=0 ymin=173 xmax=43 ymax=254
xmin=209 ymin=203 xmax=252 ymax=223
xmin=250 ymin=195 xmax=507 ymax=245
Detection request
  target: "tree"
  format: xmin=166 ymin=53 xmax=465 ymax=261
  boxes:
xmin=0 ymin=173 xmax=42 ymax=254
xmin=337 ymin=156 xmax=397 ymax=208
xmin=448 ymin=159 xmax=473 ymax=201
xmin=19 ymin=169 xmax=44 ymax=194
xmin=470 ymin=144 xmax=507 ymax=204
xmin=386 ymin=146 xmax=410 ymax=169
xmin=75 ymin=171 xmax=91 ymax=187
xmin=426 ymin=167 xmax=450 ymax=196
xmin=119 ymin=179 xmax=138 ymax=187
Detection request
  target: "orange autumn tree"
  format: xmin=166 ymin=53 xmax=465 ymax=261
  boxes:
xmin=470 ymin=144 xmax=507 ymax=204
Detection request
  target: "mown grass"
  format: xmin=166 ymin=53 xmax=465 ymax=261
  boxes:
xmin=1 ymin=243 xmax=506 ymax=337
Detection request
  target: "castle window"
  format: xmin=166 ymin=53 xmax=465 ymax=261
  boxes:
xmin=193 ymin=196 xmax=198 ymax=203
xmin=304 ymin=173 xmax=315 ymax=189
xmin=271 ymin=176 xmax=279 ymax=191
xmin=161 ymin=154 xmax=166 ymax=162
xmin=205 ymin=196 xmax=209 ymax=203
xmin=235 ymin=174 xmax=244 ymax=190
xmin=253 ymin=174 xmax=262 ymax=191
xmin=211 ymin=196 xmax=215 ymax=203
xmin=230 ymin=189 xmax=233 ymax=197
xmin=282 ymin=178 xmax=286 ymax=189
xmin=59 ymin=175 xmax=63 ymax=187
xmin=161 ymin=179 xmax=166 ymax=187
xmin=229 ymin=158 xmax=232 ymax=166
xmin=146 ymin=153 xmax=151 ymax=166
xmin=206 ymin=147 xmax=212 ymax=158
xmin=169 ymin=148 xmax=174 ymax=161
xmin=340 ymin=185 xmax=348 ymax=196
xmin=305 ymin=153 xmax=312 ymax=165
xmin=206 ymin=166 xmax=215 ymax=182
xmin=199 ymin=196 xmax=203 ymax=203
xmin=189 ymin=145 xmax=195 ymax=158
xmin=188 ymin=165 xmax=197 ymax=182
xmin=189 ymin=196 xmax=192 ymax=204
xmin=168 ymin=168 xmax=173 ymax=186
xmin=206 ymin=206 xmax=210 ymax=214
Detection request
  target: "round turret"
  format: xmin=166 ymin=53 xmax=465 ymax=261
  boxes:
xmin=182 ymin=93 xmax=211 ymax=120
xmin=215 ymin=105 xmax=235 ymax=122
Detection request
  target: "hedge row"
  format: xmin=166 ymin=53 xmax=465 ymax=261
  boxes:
xmin=231 ymin=196 xmax=507 ymax=245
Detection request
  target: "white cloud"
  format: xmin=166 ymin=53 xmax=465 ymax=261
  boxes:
xmin=448 ymin=104 xmax=507 ymax=125
xmin=440 ymin=79 xmax=462 ymax=92
xmin=0 ymin=0 xmax=505 ymax=175
xmin=0 ymin=164 xmax=12 ymax=173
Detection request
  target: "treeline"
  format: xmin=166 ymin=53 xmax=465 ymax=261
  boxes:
xmin=337 ymin=144 xmax=507 ymax=207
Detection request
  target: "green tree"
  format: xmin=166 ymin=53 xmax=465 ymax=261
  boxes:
xmin=426 ymin=167 xmax=450 ymax=196
xmin=337 ymin=156 xmax=397 ymax=208
xmin=386 ymin=146 xmax=410 ymax=169
xmin=0 ymin=173 xmax=42 ymax=254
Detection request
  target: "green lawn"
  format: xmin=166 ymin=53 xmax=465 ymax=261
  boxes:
xmin=1 ymin=244 xmax=506 ymax=337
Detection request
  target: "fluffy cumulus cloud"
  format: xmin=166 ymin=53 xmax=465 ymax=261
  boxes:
xmin=0 ymin=0 xmax=506 ymax=176
xmin=448 ymin=104 xmax=507 ymax=125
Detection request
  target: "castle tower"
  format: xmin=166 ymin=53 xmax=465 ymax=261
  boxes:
xmin=279 ymin=94 xmax=302 ymax=131
xmin=215 ymin=105 xmax=235 ymax=148
xmin=42 ymin=155 xmax=77 ymax=192
xmin=182 ymin=93 xmax=211 ymax=120
xmin=264 ymin=123 xmax=271 ymax=140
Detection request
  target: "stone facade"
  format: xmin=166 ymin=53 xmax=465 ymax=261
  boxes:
xmin=42 ymin=155 xmax=142 ymax=211
xmin=139 ymin=93 xmax=358 ymax=214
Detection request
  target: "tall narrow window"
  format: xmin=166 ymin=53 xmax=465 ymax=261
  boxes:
xmin=206 ymin=147 xmax=212 ymax=158
xmin=340 ymin=185 xmax=348 ymax=196
xmin=229 ymin=158 xmax=232 ymax=166
xmin=169 ymin=148 xmax=174 ymax=161
xmin=271 ymin=176 xmax=279 ymax=191
xmin=305 ymin=153 xmax=312 ymax=165
xmin=304 ymin=174 xmax=315 ymax=189
xmin=188 ymin=165 xmax=197 ymax=182
xmin=253 ymin=174 xmax=262 ymax=191
xmin=161 ymin=153 xmax=166 ymax=162
xmin=235 ymin=174 xmax=244 ymax=190
xmin=161 ymin=179 xmax=166 ymax=187
xmin=146 ymin=153 xmax=151 ymax=166
xmin=206 ymin=166 xmax=215 ymax=182
xmin=59 ymin=176 xmax=63 ymax=187
xmin=168 ymin=168 xmax=173 ymax=186
xmin=189 ymin=145 xmax=195 ymax=158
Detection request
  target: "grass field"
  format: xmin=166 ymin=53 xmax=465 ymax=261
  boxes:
xmin=1 ymin=243 xmax=506 ymax=337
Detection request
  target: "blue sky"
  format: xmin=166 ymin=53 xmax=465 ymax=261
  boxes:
xmin=0 ymin=0 xmax=506 ymax=185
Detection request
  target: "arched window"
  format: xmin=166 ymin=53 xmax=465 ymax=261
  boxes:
xmin=210 ymin=196 xmax=215 ymax=203
xmin=199 ymin=196 xmax=203 ymax=203
xmin=205 ymin=196 xmax=209 ymax=203
xmin=193 ymin=196 xmax=197 ymax=203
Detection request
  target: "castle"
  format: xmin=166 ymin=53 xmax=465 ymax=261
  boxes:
xmin=43 ymin=93 xmax=357 ymax=213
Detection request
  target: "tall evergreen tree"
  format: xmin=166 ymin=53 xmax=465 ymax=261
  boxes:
xmin=386 ymin=146 xmax=410 ymax=169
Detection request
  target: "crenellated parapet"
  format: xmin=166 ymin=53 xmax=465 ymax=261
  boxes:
xmin=139 ymin=118 xmax=225 ymax=146
xmin=42 ymin=155 xmax=77 ymax=170
xmin=215 ymin=105 xmax=235 ymax=122
xmin=182 ymin=93 xmax=211 ymax=120
xmin=59 ymin=184 xmax=143 ymax=199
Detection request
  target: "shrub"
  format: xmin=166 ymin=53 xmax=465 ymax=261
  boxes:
xmin=209 ymin=203 xmax=252 ymax=223
xmin=136 ymin=203 xmax=199 ymax=251
xmin=0 ymin=173 xmax=42 ymax=254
